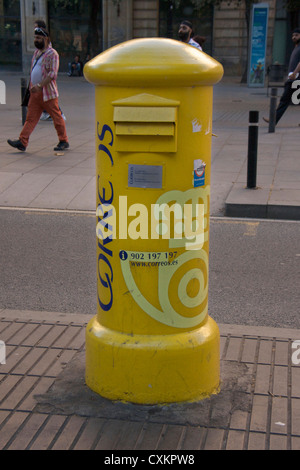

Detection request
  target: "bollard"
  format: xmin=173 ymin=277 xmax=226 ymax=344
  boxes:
xmin=21 ymin=78 xmax=27 ymax=125
xmin=247 ymin=111 xmax=259 ymax=189
xmin=268 ymin=87 xmax=277 ymax=133
xmin=84 ymin=38 xmax=224 ymax=404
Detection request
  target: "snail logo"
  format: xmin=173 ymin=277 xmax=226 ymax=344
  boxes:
xmin=120 ymin=187 xmax=210 ymax=328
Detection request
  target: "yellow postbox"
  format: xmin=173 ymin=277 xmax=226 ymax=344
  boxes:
xmin=84 ymin=38 xmax=223 ymax=404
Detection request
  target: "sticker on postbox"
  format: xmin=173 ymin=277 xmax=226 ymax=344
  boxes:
xmin=193 ymin=159 xmax=206 ymax=187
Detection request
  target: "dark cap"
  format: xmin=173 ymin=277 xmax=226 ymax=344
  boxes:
xmin=180 ymin=20 xmax=193 ymax=29
xmin=292 ymin=28 xmax=300 ymax=34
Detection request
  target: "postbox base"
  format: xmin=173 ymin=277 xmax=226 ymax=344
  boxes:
xmin=85 ymin=316 xmax=220 ymax=404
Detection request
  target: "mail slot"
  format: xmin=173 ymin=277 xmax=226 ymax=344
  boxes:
xmin=113 ymin=94 xmax=179 ymax=152
xmin=84 ymin=38 xmax=224 ymax=404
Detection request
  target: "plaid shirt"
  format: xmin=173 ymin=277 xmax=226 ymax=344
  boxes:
xmin=30 ymin=46 xmax=59 ymax=102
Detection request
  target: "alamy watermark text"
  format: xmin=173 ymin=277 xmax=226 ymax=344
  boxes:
xmin=96 ymin=197 xmax=205 ymax=251
xmin=292 ymin=340 xmax=300 ymax=365
xmin=0 ymin=80 xmax=6 ymax=104
xmin=0 ymin=341 xmax=6 ymax=365
xmin=292 ymin=80 xmax=300 ymax=105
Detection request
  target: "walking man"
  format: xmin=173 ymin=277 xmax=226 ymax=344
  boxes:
xmin=263 ymin=28 xmax=300 ymax=126
xmin=7 ymin=26 xmax=69 ymax=152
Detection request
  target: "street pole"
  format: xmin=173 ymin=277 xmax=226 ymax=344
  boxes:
xmin=247 ymin=110 xmax=259 ymax=189
xmin=268 ymin=87 xmax=277 ymax=133
xmin=21 ymin=78 xmax=27 ymax=125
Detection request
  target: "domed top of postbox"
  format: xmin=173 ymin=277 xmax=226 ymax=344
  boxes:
xmin=84 ymin=38 xmax=223 ymax=87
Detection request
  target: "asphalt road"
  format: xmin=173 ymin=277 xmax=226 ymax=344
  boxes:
xmin=0 ymin=209 xmax=299 ymax=329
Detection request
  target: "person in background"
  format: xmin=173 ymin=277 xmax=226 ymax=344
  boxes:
xmin=263 ymin=28 xmax=300 ymax=126
xmin=34 ymin=19 xmax=66 ymax=122
xmin=178 ymin=20 xmax=202 ymax=50
xmin=7 ymin=26 xmax=69 ymax=152
xmin=68 ymin=55 xmax=83 ymax=76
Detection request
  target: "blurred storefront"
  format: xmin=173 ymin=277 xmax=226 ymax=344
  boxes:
xmin=0 ymin=0 xmax=22 ymax=70
xmin=159 ymin=0 xmax=213 ymax=55
xmin=0 ymin=0 xmax=115 ymax=73
xmin=0 ymin=0 xmax=298 ymax=78
xmin=47 ymin=0 xmax=103 ymax=71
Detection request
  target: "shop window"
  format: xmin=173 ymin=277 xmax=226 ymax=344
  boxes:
xmin=48 ymin=0 xmax=102 ymax=70
xmin=0 ymin=0 xmax=22 ymax=70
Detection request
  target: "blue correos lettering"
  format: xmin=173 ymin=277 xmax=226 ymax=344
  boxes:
xmin=97 ymin=122 xmax=114 ymax=312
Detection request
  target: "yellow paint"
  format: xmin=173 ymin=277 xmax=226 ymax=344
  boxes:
xmin=243 ymin=222 xmax=259 ymax=236
xmin=86 ymin=316 xmax=220 ymax=404
xmin=211 ymin=219 xmax=260 ymax=236
xmin=84 ymin=38 xmax=223 ymax=404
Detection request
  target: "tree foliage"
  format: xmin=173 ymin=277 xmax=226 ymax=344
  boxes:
xmin=284 ymin=0 xmax=300 ymax=11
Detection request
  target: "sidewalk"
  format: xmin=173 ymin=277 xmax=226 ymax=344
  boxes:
xmin=0 ymin=72 xmax=300 ymax=450
xmin=0 ymin=72 xmax=299 ymax=218
xmin=1 ymin=309 xmax=300 ymax=450
xmin=211 ymin=79 xmax=300 ymax=220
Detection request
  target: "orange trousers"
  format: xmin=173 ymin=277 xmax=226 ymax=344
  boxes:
xmin=20 ymin=90 xmax=68 ymax=147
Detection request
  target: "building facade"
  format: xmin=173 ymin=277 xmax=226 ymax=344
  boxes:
xmin=0 ymin=0 xmax=299 ymax=77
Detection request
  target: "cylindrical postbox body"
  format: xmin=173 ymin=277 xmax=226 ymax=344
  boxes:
xmin=84 ymin=38 xmax=223 ymax=404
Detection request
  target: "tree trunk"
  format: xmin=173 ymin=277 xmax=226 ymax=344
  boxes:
xmin=241 ymin=0 xmax=251 ymax=83
xmin=89 ymin=0 xmax=101 ymax=57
